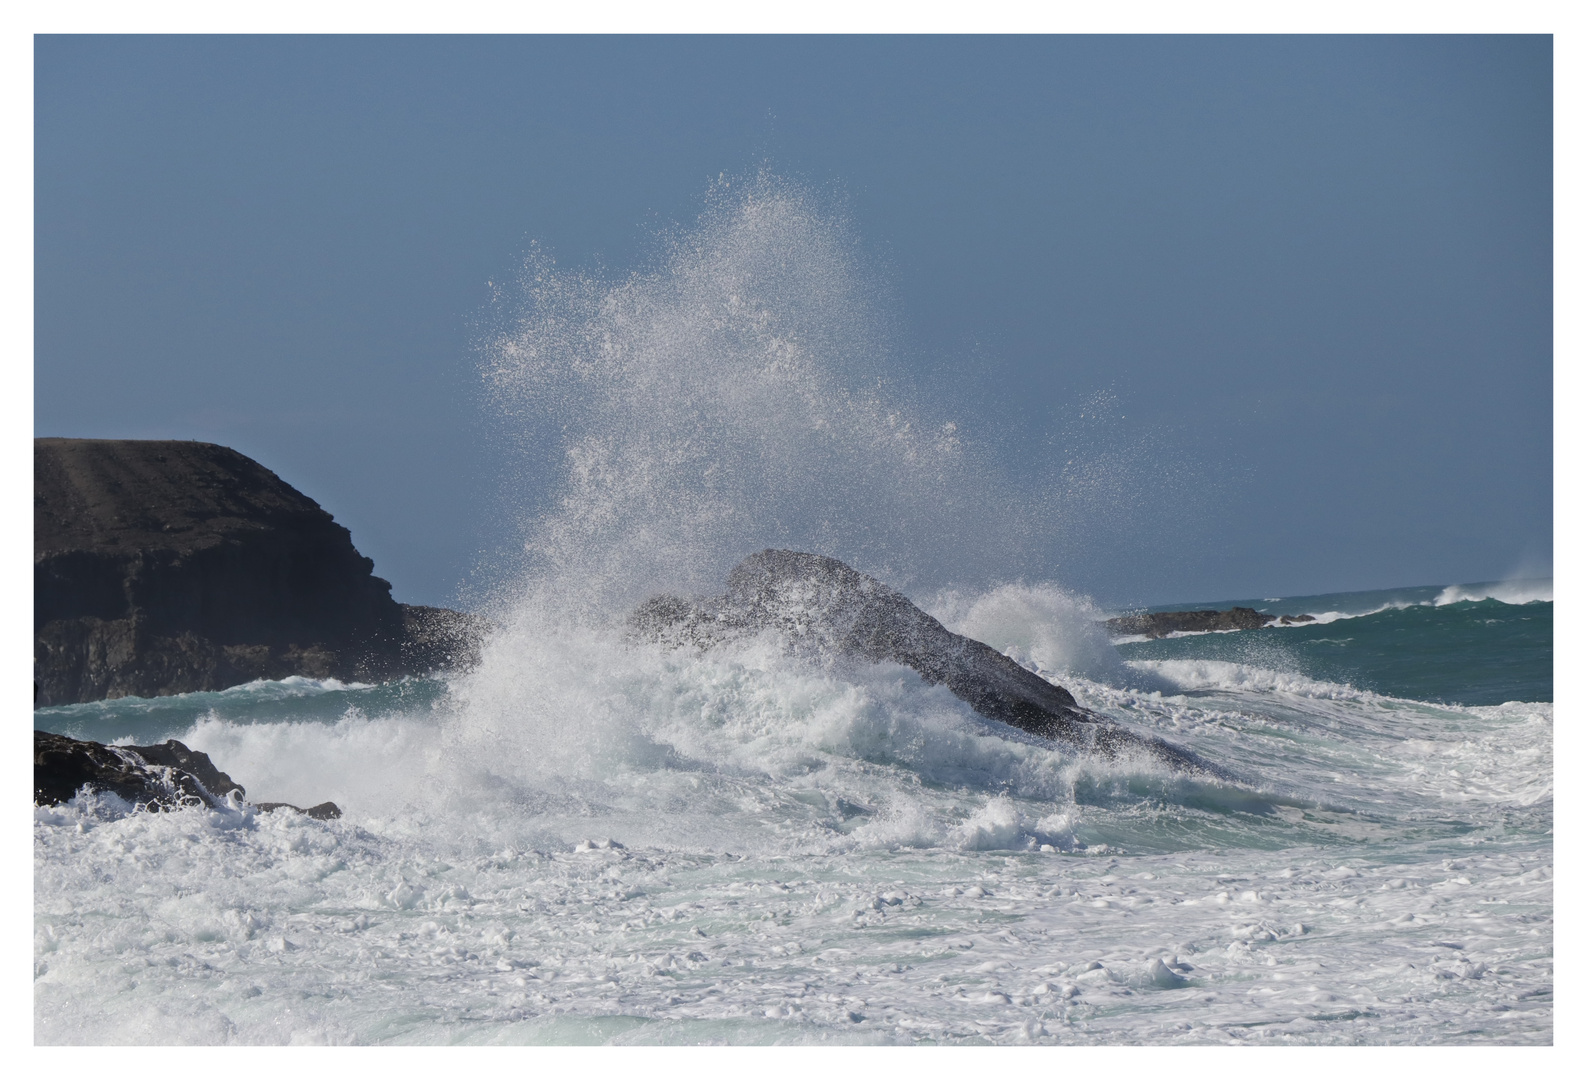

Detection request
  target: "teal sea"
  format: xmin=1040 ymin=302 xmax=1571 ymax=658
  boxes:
xmin=1113 ymin=580 xmax=1552 ymax=707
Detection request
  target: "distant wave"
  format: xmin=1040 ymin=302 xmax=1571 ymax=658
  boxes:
xmin=38 ymin=674 xmax=375 ymax=716
xmin=1435 ymin=578 xmax=1552 ymax=606
xmin=1263 ymin=578 xmax=1553 ymax=627
xmin=1272 ymin=605 xmax=1405 ymax=627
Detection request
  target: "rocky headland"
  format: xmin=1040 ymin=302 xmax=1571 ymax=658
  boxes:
xmin=1104 ymin=606 xmax=1315 ymax=640
xmin=35 ymin=438 xmax=484 ymax=705
xmin=631 ymin=549 xmax=1225 ymax=776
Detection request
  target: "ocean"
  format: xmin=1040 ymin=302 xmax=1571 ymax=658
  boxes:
xmin=32 ymin=578 xmax=1553 ymax=1045
xmin=32 ymin=180 xmax=1552 ymax=1045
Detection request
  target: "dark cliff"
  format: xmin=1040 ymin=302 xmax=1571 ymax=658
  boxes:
xmin=35 ymin=438 xmax=482 ymax=705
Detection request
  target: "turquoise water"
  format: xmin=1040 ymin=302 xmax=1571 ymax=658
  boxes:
xmin=1113 ymin=583 xmax=1551 ymax=707
xmin=37 ymin=674 xmax=451 ymax=747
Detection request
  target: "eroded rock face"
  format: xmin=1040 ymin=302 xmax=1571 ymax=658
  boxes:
xmin=33 ymin=730 xmax=340 ymax=819
xmin=34 ymin=438 xmax=484 ymax=704
xmin=631 ymin=549 xmax=1221 ymax=775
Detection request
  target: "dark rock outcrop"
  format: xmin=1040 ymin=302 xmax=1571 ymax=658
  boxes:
xmin=1103 ymin=607 xmax=1315 ymax=639
xmin=631 ymin=549 xmax=1223 ymax=775
xmin=35 ymin=438 xmax=485 ymax=705
xmin=34 ymin=730 xmax=340 ymax=819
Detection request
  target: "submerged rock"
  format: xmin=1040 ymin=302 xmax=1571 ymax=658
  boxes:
xmin=631 ymin=549 xmax=1223 ymax=775
xmin=34 ymin=438 xmax=486 ymax=705
xmin=1103 ymin=607 xmax=1315 ymax=639
xmin=33 ymin=730 xmax=341 ymax=818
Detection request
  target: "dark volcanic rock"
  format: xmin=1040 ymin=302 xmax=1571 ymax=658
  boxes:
xmin=631 ymin=549 xmax=1223 ymax=775
xmin=33 ymin=730 xmax=340 ymax=818
xmin=1103 ymin=607 xmax=1314 ymax=639
xmin=35 ymin=438 xmax=484 ymax=705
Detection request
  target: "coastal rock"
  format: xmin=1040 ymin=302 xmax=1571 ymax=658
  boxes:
xmin=34 ymin=438 xmax=485 ymax=705
xmin=631 ymin=549 xmax=1222 ymax=774
xmin=1103 ymin=607 xmax=1314 ymax=639
xmin=33 ymin=730 xmax=340 ymax=818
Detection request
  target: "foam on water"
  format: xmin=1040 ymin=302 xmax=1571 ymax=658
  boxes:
xmin=34 ymin=582 xmax=1554 ymax=1044
xmin=34 ymin=177 xmax=1550 ymax=1044
xmin=1279 ymin=577 xmax=1553 ymax=622
xmin=34 ymin=654 xmax=1553 ymax=1045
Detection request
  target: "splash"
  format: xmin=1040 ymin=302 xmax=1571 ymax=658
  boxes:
xmin=927 ymin=581 xmax=1139 ymax=686
xmin=1434 ymin=578 xmax=1552 ymax=606
xmin=439 ymin=174 xmax=1247 ymax=849
xmin=479 ymin=174 xmax=1037 ymax=621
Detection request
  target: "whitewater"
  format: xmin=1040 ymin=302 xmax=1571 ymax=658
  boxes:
xmin=33 ymin=179 xmax=1551 ymax=1045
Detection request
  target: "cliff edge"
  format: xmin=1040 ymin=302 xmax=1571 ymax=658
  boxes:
xmin=35 ymin=438 xmax=481 ymax=705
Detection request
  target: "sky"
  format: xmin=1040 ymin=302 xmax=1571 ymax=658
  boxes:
xmin=33 ymin=35 xmax=1552 ymax=609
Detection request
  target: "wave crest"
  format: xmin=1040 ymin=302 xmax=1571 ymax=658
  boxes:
xmin=1435 ymin=578 xmax=1552 ymax=606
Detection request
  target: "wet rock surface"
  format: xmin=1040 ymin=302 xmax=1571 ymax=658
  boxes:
xmin=632 ymin=549 xmax=1223 ymax=775
xmin=35 ymin=438 xmax=484 ymax=704
xmin=33 ymin=730 xmax=340 ymax=819
xmin=1104 ymin=607 xmax=1315 ymax=639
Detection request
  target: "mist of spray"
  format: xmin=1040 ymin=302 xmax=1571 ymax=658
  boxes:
xmin=478 ymin=174 xmax=1042 ymax=623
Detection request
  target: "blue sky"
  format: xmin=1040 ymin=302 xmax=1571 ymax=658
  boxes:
xmin=34 ymin=35 xmax=1551 ymax=608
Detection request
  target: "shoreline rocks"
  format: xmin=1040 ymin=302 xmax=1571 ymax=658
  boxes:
xmin=33 ymin=730 xmax=340 ymax=819
xmin=35 ymin=438 xmax=485 ymax=705
xmin=631 ymin=549 xmax=1225 ymax=776
xmin=1104 ymin=606 xmax=1315 ymax=640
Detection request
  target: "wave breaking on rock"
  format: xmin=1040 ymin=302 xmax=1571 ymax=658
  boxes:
xmin=632 ymin=549 xmax=1225 ymax=776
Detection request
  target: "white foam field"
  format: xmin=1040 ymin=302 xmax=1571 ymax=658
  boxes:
xmin=1131 ymin=658 xmax=1389 ymax=701
xmin=32 ymin=789 xmax=1554 ymax=1046
xmin=1075 ymin=669 xmax=1553 ymax=814
xmin=34 ymin=620 xmax=1553 ymax=1045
